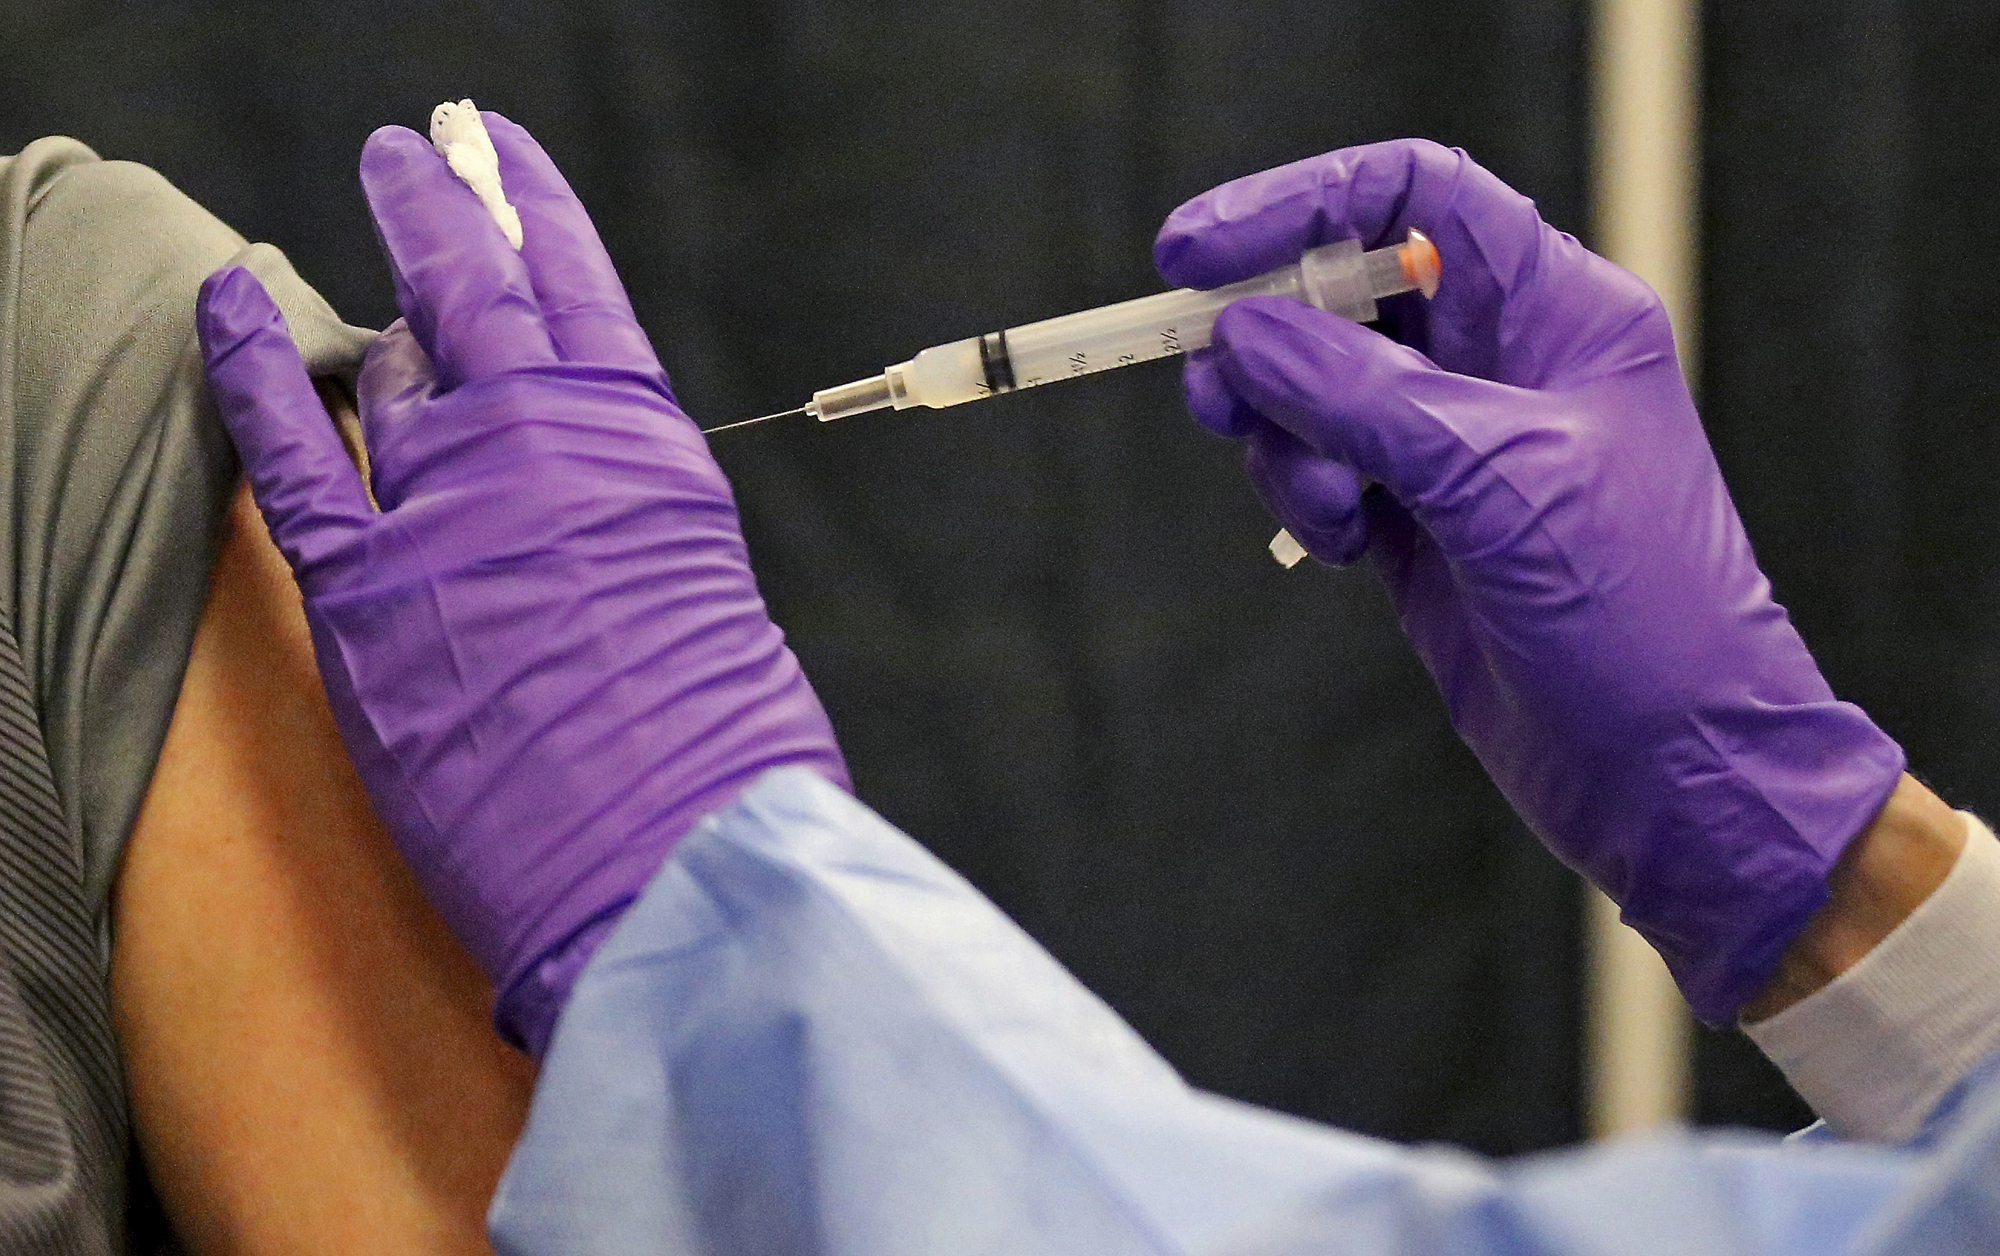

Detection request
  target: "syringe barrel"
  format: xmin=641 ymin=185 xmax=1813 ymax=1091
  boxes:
xmin=855 ymin=230 xmax=1437 ymax=417
xmin=1003 ymin=264 xmax=1304 ymax=389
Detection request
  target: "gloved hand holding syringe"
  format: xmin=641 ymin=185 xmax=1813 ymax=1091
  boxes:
xmin=706 ymin=229 xmax=1440 ymax=434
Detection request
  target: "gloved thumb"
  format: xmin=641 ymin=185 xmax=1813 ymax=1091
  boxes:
xmin=1210 ymin=296 xmax=1523 ymax=547
xmin=198 ymin=266 xmax=373 ymax=577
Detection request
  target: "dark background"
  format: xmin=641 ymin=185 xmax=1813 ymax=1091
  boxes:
xmin=1694 ymin=1 xmax=2000 ymax=1129
xmin=8 ymin=0 xmax=1983 ymax=1152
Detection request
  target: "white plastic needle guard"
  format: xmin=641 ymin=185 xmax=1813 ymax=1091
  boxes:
xmin=1269 ymin=529 xmax=1308 ymax=569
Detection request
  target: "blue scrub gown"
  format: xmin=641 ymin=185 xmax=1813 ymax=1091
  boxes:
xmin=489 ymin=768 xmax=2000 ymax=1255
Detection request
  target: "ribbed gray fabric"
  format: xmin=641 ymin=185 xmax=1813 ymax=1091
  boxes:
xmin=0 ymin=611 xmax=115 ymax=1254
xmin=0 ymin=137 xmax=371 ymax=1253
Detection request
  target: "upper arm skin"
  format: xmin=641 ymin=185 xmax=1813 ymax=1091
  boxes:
xmin=110 ymin=481 xmax=535 ymax=1254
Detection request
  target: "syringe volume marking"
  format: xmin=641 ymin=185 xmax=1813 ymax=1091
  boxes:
xmin=1161 ymin=327 xmax=1182 ymax=354
xmin=1069 ymin=351 xmax=1089 ymax=375
xmin=979 ymin=332 xmax=1017 ymax=394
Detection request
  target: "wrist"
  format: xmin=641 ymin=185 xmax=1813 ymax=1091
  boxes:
xmin=495 ymin=904 xmax=634 ymax=1058
xmin=490 ymin=760 xmax=851 ymax=1058
xmin=1741 ymin=774 xmax=1966 ymax=1023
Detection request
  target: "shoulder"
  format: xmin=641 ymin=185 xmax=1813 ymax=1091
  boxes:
xmin=1 ymin=135 xmax=102 ymax=210
xmin=4 ymin=137 xmax=248 ymax=288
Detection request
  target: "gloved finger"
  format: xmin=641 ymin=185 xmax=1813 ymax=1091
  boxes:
xmin=1155 ymin=139 xmax=1607 ymax=385
xmin=1209 ymin=297 xmax=1527 ymax=556
xmin=1240 ymin=419 xmax=1370 ymax=565
xmin=1182 ymin=349 xmax=1264 ymax=439
xmin=354 ymin=320 xmax=442 ymax=511
xmin=197 ymin=266 xmax=372 ymax=572
xmin=359 ymin=125 xmax=558 ymax=388
xmin=481 ymin=113 xmax=668 ymax=381
xmin=1157 ymin=140 xmax=1480 ymax=286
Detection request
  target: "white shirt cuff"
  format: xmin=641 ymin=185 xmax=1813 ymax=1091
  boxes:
xmin=1744 ymin=811 xmax=2000 ymax=1143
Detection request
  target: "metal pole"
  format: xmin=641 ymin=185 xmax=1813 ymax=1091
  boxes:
xmin=1585 ymin=0 xmax=1699 ymax=1138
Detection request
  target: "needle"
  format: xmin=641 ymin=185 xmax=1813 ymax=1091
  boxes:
xmin=701 ymin=407 xmax=809 ymax=435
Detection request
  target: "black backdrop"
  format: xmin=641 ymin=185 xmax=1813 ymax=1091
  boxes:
xmin=12 ymin=0 xmax=1963 ymax=1152
xmin=1694 ymin=1 xmax=2000 ymax=1129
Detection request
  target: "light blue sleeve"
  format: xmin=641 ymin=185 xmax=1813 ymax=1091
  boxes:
xmin=487 ymin=767 xmax=2000 ymax=1256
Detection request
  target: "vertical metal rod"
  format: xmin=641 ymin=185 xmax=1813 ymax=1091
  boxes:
xmin=1586 ymin=0 xmax=1699 ymax=1139
xmin=1594 ymin=0 xmax=1701 ymax=383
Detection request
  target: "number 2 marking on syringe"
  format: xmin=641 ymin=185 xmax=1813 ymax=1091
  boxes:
xmin=1161 ymin=327 xmax=1182 ymax=355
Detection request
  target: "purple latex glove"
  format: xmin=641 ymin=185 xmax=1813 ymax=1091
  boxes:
xmin=1158 ymin=139 xmax=1905 ymax=1023
xmin=197 ymin=114 xmax=848 ymax=1056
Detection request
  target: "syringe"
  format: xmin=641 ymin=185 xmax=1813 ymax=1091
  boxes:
xmin=711 ymin=230 xmax=1440 ymax=433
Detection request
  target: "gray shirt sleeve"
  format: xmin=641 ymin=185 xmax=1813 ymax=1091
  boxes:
xmin=0 ymin=135 xmax=371 ymax=1253
xmin=2 ymin=136 xmax=372 ymax=905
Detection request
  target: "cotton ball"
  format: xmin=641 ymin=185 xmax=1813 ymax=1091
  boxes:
xmin=429 ymin=99 xmax=524 ymax=250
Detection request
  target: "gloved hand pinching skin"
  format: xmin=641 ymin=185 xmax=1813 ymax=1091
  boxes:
xmin=197 ymin=114 xmax=848 ymax=1057
xmin=1157 ymin=139 xmax=1906 ymax=1023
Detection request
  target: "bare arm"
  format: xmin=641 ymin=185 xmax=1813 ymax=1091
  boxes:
xmin=110 ymin=477 xmax=534 ymax=1254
